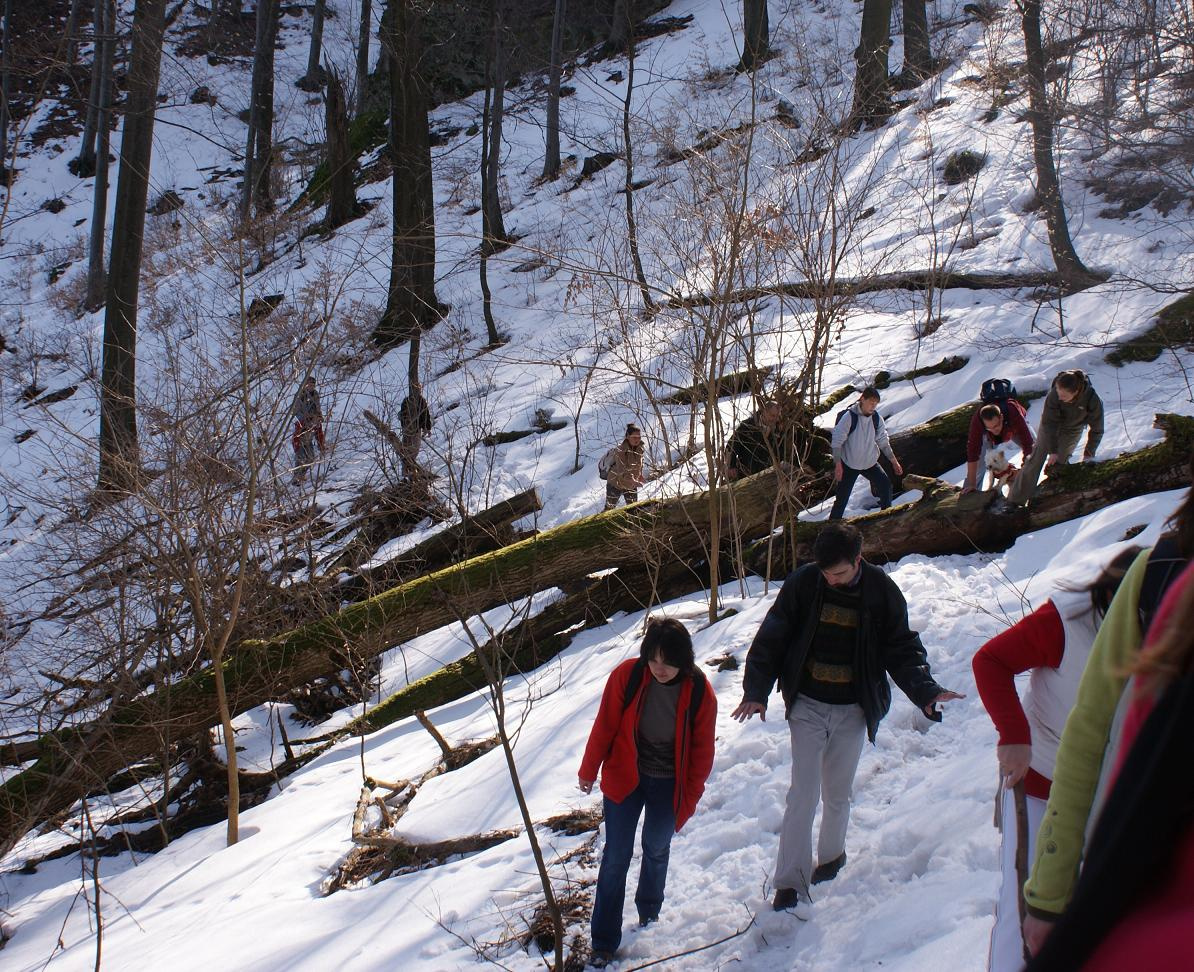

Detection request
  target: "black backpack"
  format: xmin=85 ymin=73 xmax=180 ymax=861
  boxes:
xmin=621 ymin=659 xmax=708 ymax=728
xmin=980 ymin=378 xmax=1017 ymax=405
xmin=835 ymin=407 xmax=881 ymax=438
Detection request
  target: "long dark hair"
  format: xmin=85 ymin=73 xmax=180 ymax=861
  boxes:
xmin=1065 ymin=546 xmax=1143 ymax=621
xmin=640 ymin=617 xmax=695 ymax=676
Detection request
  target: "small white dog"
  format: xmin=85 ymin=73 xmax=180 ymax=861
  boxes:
xmin=985 ymin=442 xmax=1020 ymax=489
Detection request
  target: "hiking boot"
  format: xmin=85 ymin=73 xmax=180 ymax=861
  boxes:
xmin=772 ymin=886 xmax=805 ymax=911
xmin=811 ymin=852 xmax=847 ymax=885
xmin=638 ymin=914 xmax=658 ymax=928
xmin=589 ymin=950 xmax=616 ymax=968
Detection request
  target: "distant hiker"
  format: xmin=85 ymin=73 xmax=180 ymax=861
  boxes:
xmin=725 ymin=399 xmax=787 ymax=480
xmin=731 ymin=523 xmax=962 ymax=910
xmin=1024 ymin=562 xmax=1194 ymax=972
xmin=1021 ymin=478 xmax=1193 ymax=955
xmin=1007 ymin=370 xmax=1103 ymax=506
xmin=399 ymin=389 xmax=432 ymax=479
xmin=600 ymin=424 xmax=645 ymax=510
xmin=579 ymin=618 xmax=717 ymax=967
xmin=962 ymin=380 xmax=1035 ymax=495
xmin=829 ymin=387 xmax=902 ymax=520
xmin=291 ymin=376 xmax=325 ymax=484
xmin=972 ymin=548 xmax=1138 ymax=971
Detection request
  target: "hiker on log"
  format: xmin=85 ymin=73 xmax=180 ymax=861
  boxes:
xmin=829 ymin=386 xmax=902 ymax=520
xmin=725 ymin=399 xmax=789 ymax=480
xmin=1024 ymin=561 xmax=1194 ymax=971
xmin=600 ymin=424 xmax=645 ymax=510
xmin=973 ymin=548 xmax=1138 ymax=971
xmin=1021 ymin=477 xmax=1193 ymax=954
xmin=732 ymin=523 xmax=962 ymax=910
xmin=291 ymin=376 xmax=325 ymax=484
xmin=579 ymin=618 xmax=717 ymax=967
xmin=399 ymin=388 xmax=432 ymax=479
xmin=962 ymin=379 xmax=1035 ymax=495
xmin=1009 ymin=370 xmax=1104 ymax=506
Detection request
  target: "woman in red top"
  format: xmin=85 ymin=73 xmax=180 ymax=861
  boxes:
xmin=972 ymin=548 xmax=1138 ymax=971
xmin=578 ymin=618 xmax=717 ymax=967
xmin=1026 ymin=561 xmax=1194 ymax=970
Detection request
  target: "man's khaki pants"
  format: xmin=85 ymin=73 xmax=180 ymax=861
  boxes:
xmin=774 ymin=695 xmax=868 ymax=894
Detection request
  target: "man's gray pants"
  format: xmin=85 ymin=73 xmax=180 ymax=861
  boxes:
xmin=1007 ymin=427 xmax=1083 ymax=505
xmin=774 ymin=695 xmax=868 ymax=894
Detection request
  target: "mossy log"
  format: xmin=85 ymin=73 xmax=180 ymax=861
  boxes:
xmin=749 ymin=413 xmax=1194 ymax=575
xmin=335 ymin=487 xmax=543 ymax=602
xmin=344 ymin=559 xmax=703 ymax=735
xmin=1106 ymin=290 xmax=1194 ymax=367
xmin=660 ymin=365 xmax=775 ymax=406
xmin=0 ymin=468 xmax=792 ymax=857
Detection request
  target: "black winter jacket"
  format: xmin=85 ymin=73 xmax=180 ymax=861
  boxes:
xmin=742 ymin=561 xmax=945 ymax=741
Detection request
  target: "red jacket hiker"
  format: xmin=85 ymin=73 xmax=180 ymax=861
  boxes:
xmin=966 ymin=398 xmax=1035 ymax=464
xmin=579 ymin=658 xmax=716 ymax=831
xmin=972 ymin=599 xmax=1065 ymax=800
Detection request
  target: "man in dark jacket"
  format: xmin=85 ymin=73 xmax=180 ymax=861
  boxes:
xmin=1008 ymin=370 xmax=1103 ymax=505
xmin=725 ymin=400 xmax=787 ymax=480
xmin=731 ymin=523 xmax=962 ymax=909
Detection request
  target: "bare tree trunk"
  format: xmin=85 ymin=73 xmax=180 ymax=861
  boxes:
xmin=74 ymin=0 xmax=106 ymax=177
xmin=541 ymin=0 xmax=566 ymax=180
xmin=84 ymin=0 xmax=115 ymax=311
xmin=850 ymin=0 xmax=892 ymax=128
xmin=370 ymin=0 xmax=446 ymax=350
xmin=64 ymin=0 xmax=88 ymax=70
xmin=354 ymin=0 xmax=373 ymax=115
xmin=738 ymin=0 xmax=770 ymax=72
xmin=1016 ymin=0 xmax=1096 ymax=291
xmin=1 ymin=0 xmax=15 ymax=180
xmin=481 ymin=0 xmax=508 ymax=253
xmin=98 ymin=0 xmax=168 ymax=494
xmin=622 ymin=1 xmax=652 ymax=311
xmin=298 ymin=0 xmax=328 ymax=91
xmin=901 ymin=0 xmax=932 ymax=79
xmin=324 ymin=68 xmax=357 ymax=228
xmin=607 ymin=0 xmax=628 ymax=51
xmin=479 ymin=77 xmax=501 ymax=345
xmin=242 ymin=0 xmax=280 ymax=218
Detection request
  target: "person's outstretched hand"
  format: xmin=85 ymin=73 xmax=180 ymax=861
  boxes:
xmin=923 ymin=689 xmax=966 ymax=717
xmin=731 ymin=700 xmax=766 ymax=723
xmin=577 ymin=777 xmax=595 ymax=794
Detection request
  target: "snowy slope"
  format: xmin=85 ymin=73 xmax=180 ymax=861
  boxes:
xmin=1 ymin=0 xmax=1192 ymax=968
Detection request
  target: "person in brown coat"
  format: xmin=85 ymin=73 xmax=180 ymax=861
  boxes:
xmin=1008 ymin=370 xmax=1104 ymax=506
xmin=602 ymin=425 xmax=645 ymax=510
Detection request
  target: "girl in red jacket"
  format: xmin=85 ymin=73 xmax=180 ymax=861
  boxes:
xmin=972 ymin=547 xmax=1138 ymax=971
xmin=578 ymin=617 xmax=717 ymax=967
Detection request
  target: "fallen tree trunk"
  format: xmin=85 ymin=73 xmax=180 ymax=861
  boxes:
xmin=334 ymin=487 xmax=543 ymax=602
xmin=0 ymin=467 xmax=793 ymax=856
xmin=344 ymin=558 xmax=705 ymax=735
xmin=750 ymin=413 xmax=1193 ymax=574
xmin=666 ymin=270 xmax=1068 ymax=310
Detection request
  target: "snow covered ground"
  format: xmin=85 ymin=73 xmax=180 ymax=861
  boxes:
xmin=1 ymin=0 xmax=1192 ymax=968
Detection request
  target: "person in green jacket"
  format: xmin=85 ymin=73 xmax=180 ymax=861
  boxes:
xmin=1008 ymin=370 xmax=1104 ymax=506
xmin=1022 ymin=485 xmax=1192 ymax=953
